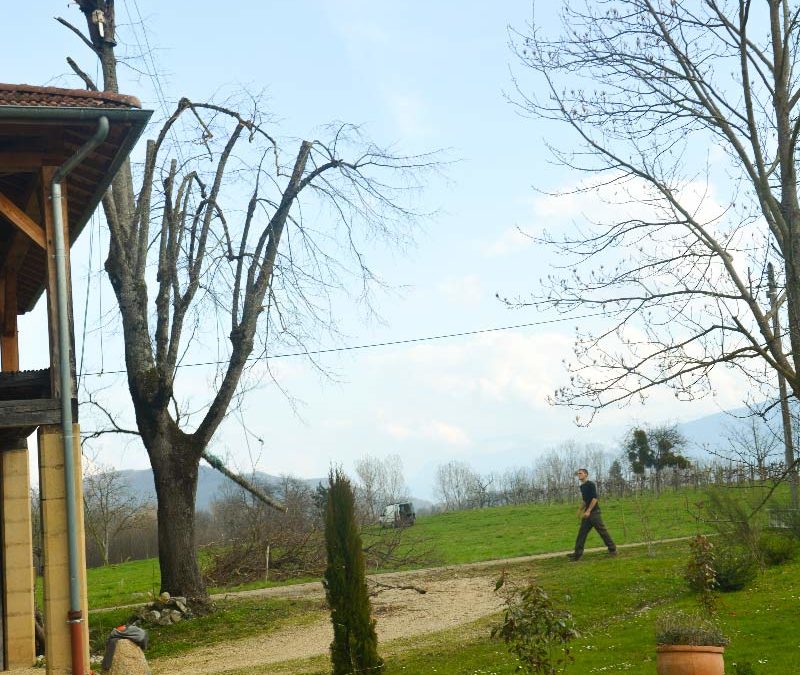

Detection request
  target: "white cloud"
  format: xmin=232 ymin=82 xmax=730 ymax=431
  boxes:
xmin=379 ymin=414 xmax=471 ymax=448
xmin=487 ymin=226 xmax=533 ymax=256
xmin=426 ymin=420 xmax=471 ymax=446
xmin=383 ymin=89 xmax=431 ymax=140
xmin=489 ymin=171 xmax=730 ymax=258
xmin=438 ymin=275 xmax=483 ymax=306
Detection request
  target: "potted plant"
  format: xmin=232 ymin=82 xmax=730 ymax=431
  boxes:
xmin=655 ymin=610 xmax=728 ymax=675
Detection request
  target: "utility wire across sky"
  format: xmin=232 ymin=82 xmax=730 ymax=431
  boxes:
xmin=80 ymin=310 xmax=607 ymax=378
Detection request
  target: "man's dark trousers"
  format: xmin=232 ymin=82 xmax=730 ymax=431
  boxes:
xmin=573 ymin=511 xmax=616 ymax=558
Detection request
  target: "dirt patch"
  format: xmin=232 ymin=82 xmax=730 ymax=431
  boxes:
xmin=151 ymin=574 xmax=503 ymax=675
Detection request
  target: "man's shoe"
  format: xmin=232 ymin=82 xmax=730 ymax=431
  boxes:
xmin=608 ymin=549 xmax=618 ymax=557
xmin=566 ymin=553 xmax=581 ymax=562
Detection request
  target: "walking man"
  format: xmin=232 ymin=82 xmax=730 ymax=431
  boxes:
xmin=567 ymin=468 xmax=616 ymax=561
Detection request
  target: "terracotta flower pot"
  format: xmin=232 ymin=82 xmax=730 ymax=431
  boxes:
xmin=656 ymin=644 xmax=725 ymax=675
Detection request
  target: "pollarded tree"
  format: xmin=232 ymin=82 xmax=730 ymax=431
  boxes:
xmin=61 ymin=1 xmax=435 ymax=603
xmin=509 ymin=1 xmax=799 ymax=496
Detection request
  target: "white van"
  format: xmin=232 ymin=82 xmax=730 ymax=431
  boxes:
xmin=378 ymin=502 xmax=416 ymax=528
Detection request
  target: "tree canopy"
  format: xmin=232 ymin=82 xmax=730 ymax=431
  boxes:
xmin=509 ymin=1 xmax=800 ymax=425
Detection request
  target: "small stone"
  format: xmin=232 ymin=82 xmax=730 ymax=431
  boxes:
xmin=156 ymin=613 xmax=172 ymax=626
xmin=143 ymin=610 xmax=160 ymax=623
xmin=168 ymin=610 xmax=182 ymax=623
xmin=158 ymin=591 xmax=171 ymax=604
xmin=174 ymin=598 xmax=188 ymax=613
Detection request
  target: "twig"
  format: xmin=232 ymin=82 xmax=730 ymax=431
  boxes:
xmin=368 ymin=579 xmax=427 ymax=596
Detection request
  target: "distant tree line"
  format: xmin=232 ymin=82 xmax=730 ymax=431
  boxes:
xmin=432 ymin=425 xmax=797 ymax=512
xmin=31 ymin=425 xmax=793 ymax=571
xmin=31 ymin=454 xmax=414 ymax=574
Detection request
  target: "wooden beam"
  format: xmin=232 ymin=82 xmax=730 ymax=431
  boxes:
xmin=0 ymin=369 xmax=51 ymax=400
xmin=0 ymin=191 xmax=46 ymax=249
xmin=0 ymin=152 xmax=60 ymax=170
xmin=1 ymin=270 xmax=19 ymax=371
xmin=0 ymin=399 xmax=61 ymax=428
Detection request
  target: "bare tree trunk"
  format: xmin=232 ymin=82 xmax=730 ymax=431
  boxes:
xmin=769 ymin=263 xmax=799 ymax=507
xmin=151 ymin=440 xmax=204 ymax=601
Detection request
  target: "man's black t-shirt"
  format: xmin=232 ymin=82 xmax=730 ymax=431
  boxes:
xmin=579 ymin=480 xmax=601 ymax=513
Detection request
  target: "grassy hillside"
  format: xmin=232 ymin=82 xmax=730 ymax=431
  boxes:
xmin=401 ymin=488 xmax=706 ymax=565
xmin=81 ymin=488 xmax=709 ymax=609
xmin=240 ymin=540 xmax=798 ymax=674
xmin=79 ymin=486 xmax=796 ymax=673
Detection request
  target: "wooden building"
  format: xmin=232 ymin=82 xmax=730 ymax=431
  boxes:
xmin=0 ymin=84 xmax=150 ymax=673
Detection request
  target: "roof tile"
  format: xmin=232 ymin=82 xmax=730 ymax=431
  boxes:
xmin=0 ymin=83 xmax=141 ymax=110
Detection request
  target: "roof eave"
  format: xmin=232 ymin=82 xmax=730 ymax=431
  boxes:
xmin=0 ymin=106 xmax=153 ymax=313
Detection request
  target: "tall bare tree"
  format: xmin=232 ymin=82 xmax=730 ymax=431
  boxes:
xmin=509 ymin=0 xmax=800 ymax=496
xmin=354 ymin=454 xmax=409 ymax=522
xmin=61 ymin=1 xmax=433 ymax=602
xmin=434 ymin=460 xmax=481 ymax=511
xmin=83 ymin=459 xmax=149 ymax=566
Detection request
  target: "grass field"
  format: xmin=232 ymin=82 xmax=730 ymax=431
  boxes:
xmin=79 ymin=486 xmax=795 ymax=673
xmin=230 ymin=540 xmax=797 ymax=675
xmin=80 ymin=487 xmax=710 ymax=610
xmin=398 ymin=488 xmax=708 ymax=566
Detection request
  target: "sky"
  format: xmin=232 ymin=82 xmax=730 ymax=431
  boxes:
xmin=3 ymin=1 xmax=755 ymax=499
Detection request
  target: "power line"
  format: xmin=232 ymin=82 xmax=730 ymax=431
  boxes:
xmin=80 ymin=310 xmax=606 ymax=378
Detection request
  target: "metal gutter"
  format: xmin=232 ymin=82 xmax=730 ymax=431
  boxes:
xmin=50 ymin=116 xmax=109 ymax=675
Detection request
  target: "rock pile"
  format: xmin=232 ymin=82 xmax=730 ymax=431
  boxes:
xmin=134 ymin=592 xmax=193 ymax=626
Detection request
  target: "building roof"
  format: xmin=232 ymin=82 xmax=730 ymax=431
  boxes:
xmin=0 ymin=83 xmax=142 ymax=110
xmin=0 ymin=83 xmax=152 ymax=314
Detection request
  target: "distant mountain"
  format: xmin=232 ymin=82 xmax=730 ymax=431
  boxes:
xmin=117 ymin=466 xmax=323 ymax=511
xmin=116 ymin=465 xmax=433 ymax=513
xmin=677 ymin=402 xmax=793 ymax=458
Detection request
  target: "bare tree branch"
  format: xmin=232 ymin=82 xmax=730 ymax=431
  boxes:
xmin=65 ymin=57 xmax=98 ymax=90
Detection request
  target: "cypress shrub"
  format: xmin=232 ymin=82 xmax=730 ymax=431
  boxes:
xmin=324 ymin=469 xmax=383 ymax=674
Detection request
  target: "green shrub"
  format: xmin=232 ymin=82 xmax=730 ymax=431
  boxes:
xmin=731 ymin=662 xmax=758 ymax=675
xmin=714 ymin=546 xmax=757 ymax=591
xmin=655 ymin=610 xmax=728 ymax=646
xmin=324 ymin=469 xmax=383 ymax=675
xmin=492 ymin=575 xmax=579 ymax=674
xmin=684 ymin=535 xmax=717 ymax=614
xmin=758 ymin=531 xmax=797 ymax=566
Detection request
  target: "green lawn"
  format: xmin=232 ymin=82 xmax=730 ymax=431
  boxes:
xmin=371 ymin=544 xmax=800 ymax=675
xmin=400 ymin=488 xmax=708 ymax=566
xmin=88 ymin=595 xmax=326 ymax=659
xmin=74 ymin=487 xmax=798 ymax=673
xmin=234 ymin=540 xmax=797 ymax=675
xmin=79 ymin=488 xmax=711 ymax=610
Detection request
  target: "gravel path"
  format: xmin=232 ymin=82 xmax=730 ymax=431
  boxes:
xmin=152 ymin=574 xmax=502 ymax=675
xmin=150 ymin=537 xmax=690 ymax=675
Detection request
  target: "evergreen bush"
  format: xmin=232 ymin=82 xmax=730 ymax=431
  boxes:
xmin=757 ymin=531 xmax=797 ymax=566
xmin=323 ymin=469 xmax=383 ymax=675
xmin=713 ymin=545 xmax=757 ymax=592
